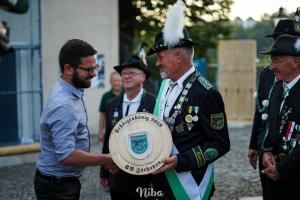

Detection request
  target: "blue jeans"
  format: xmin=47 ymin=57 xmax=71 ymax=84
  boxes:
xmin=34 ymin=169 xmax=81 ymax=200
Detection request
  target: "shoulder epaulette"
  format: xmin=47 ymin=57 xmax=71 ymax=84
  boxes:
xmin=197 ymin=76 xmax=212 ymax=90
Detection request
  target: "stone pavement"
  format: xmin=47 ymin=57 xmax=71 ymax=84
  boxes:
xmin=0 ymin=126 xmax=262 ymax=200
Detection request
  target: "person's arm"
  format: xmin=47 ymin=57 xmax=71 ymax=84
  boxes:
xmin=248 ymin=68 xmax=269 ymax=169
xmin=61 ymin=149 xmax=116 ymax=170
xmin=100 ymin=108 xmax=112 ymax=179
xmin=275 ymin=146 xmax=300 ymax=180
xmin=154 ymin=89 xmax=230 ymax=174
xmin=48 ymin=104 xmax=117 ymax=171
xmin=98 ymin=112 xmax=106 ymax=142
xmin=175 ymin=90 xmax=230 ymax=172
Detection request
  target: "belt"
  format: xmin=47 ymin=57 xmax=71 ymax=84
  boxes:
xmin=36 ymin=169 xmax=79 ymax=181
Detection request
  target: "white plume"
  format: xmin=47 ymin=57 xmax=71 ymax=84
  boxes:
xmin=138 ymin=47 xmax=147 ymax=66
xmin=294 ymin=38 xmax=300 ymax=52
xmin=163 ymin=0 xmax=185 ymax=48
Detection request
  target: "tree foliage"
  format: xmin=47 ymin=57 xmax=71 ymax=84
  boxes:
xmin=120 ymin=0 xmax=234 ymax=59
xmin=232 ymin=10 xmax=295 ymax=65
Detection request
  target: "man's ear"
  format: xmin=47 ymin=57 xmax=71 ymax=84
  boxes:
xmin=174 ymin=50 xmax=183 ymax=62
xmin=63 ymin=64 xmax=74 ymax=76
xmin=294 ymin=57 xmax=300 ymax=66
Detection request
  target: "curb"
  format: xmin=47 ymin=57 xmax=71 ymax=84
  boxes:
xmin=0 ymin=143 xmax=40 ymax=156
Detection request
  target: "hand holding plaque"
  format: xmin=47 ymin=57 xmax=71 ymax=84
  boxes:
xmin=109 ymin=112 xmax=172 ymax=175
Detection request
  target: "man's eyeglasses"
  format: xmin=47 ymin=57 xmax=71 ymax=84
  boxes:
xmin=270 ymin=56 xmax=294 ymax=64
xmin=121 ymin=72 xmax=144 ymax=77
xmin=75 ymin=65 xmax=99 ymax=74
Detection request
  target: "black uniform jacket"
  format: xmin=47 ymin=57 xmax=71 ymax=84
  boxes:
xmin=249 ymin=67 xmax=275 ymax=150
xmin=262 ymin=78 xmax=300 ymax=180
xmin=100 ymin=90 xmax=156 ymax=193
xmin=153 ymin=72 xmax=230 ymax=199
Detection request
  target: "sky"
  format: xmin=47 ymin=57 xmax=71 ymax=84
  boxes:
xmin=229 ymin=0 xmax=298 ymax=21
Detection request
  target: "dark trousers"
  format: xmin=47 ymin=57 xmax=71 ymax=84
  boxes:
xmin=258 ymin=156 xmax=268 ymax=200
xmin=34 ymin=169 xmax=81 ymax=200
xmin=264 ymin=177 xmax=300 ymax=200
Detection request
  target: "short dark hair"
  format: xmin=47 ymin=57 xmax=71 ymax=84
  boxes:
xmin=59 ymin=39 xmax=97 ymax=72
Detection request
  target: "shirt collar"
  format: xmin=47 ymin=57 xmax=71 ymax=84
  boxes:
xmin=59 ymin=78 xmax=83 ymax=98
xmin=123 ymin=89 xmax=144 ymax=103
xmin=173 ymin=66 xmax=195 ymax=88
xmin=285 ymin=74 xmax=300 ymax=90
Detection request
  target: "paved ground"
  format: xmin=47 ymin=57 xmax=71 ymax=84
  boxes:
xmin=0 ymin=126 xmax=262 ymax=200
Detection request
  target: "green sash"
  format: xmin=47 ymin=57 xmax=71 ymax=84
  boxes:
xmin=153 ymin=79 xmax=214 ymax=200
xmin=153 ymin=80 xmax=190 ymax=200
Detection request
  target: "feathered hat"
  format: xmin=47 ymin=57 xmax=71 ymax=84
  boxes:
xmin=147 ymin=0 xmax=201 ymax=56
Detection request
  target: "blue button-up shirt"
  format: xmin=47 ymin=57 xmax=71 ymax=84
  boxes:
xmin=36 ymin=78 xmax=90 ymax=177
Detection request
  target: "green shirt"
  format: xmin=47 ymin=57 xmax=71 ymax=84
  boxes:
xmin=99 ymin=90 xmax=118 ymax=113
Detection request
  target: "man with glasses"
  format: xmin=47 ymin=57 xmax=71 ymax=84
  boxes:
xmin=100 ymin=55 xmax=156 ymax=200
xmin=248 ymin=18 xmax=300 ymax=200
xmin=34 ymin=39 xmax=117 ymax=200
xmin=259 ymin=34 xmax=300 ymax=199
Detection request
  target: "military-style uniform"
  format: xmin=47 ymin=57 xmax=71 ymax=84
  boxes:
xmin=260 ymin=78 xmax=300 ymax=199
xmin=250 ymin=66 xmax=275 ymax=150
xmin=259 ymin=34 xmax=300 ymax=200
xmin=251 ymin=17 xmax=300 ymax=200
xmin=146 ymin=2 xmax=229 ymax=197
xmin=249 ymin=66 xmax=276 ymax=200
xmin=153 ymin=71 xmax=230 ymax=199
xmin=100 ymin=91 xmax=156 ymax=199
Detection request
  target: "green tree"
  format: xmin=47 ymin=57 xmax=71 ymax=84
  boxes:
xmin=120 ymin=0 xmax=234 ymax=59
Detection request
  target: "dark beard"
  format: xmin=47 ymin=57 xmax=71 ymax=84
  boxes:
xmin=72 ymin=71 xmax=91 ymax=88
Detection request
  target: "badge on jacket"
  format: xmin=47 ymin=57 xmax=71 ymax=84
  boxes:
xmin=211 ymin=113 xmax=224 ymax=130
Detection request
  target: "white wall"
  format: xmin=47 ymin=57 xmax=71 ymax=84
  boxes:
xmin=42 ymin=0 xmax=119 ymax=134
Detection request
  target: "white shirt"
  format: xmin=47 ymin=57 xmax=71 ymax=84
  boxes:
xmin=123 ymin=89 xmax=143 ymax=117
xmin=163 ymin=67 xmax=195 ymax=118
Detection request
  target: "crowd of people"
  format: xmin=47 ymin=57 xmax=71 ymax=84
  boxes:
xmin=33 ymin=0 xmax=300 ymax=199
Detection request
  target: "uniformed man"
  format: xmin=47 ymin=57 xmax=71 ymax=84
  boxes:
xmin=100 ymin=55 xmax=156 ymax=200
xmin=248 ymin=18 xmax=300 ymax=200
xmin=147 ymin=1 xmax=230 ymax=199
xmin=259 ymin=34 xmax=300 ymax=199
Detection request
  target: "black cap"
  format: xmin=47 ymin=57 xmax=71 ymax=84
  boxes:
xmin=114 ymin=55 xmax=151 ymax=79
xmin=261 ymin=34 xmax=300 ymax=56
xmin=147 ymin=28 xmax=201 ymax=56
xmin=265 ymin=19 xmax=300 ymax=38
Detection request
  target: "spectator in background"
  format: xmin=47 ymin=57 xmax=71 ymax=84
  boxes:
xmin=97 ymin=72 xmax=122 ymax=143
xmin=100 ymin=55 xmax=155 ymax=199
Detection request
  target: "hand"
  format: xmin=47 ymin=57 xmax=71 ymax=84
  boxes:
xmin=261 ymin=165 xmax=280 ymax=181
xmin=102 ymin=154 xmax=119 ymax=174
xmin=248 ymin=149 xmax=258 ymax=169
xmin=98 ymin=131 xmax=105 ymax=143
xmin=152 ymin=155 xmax=177 ymax=175
xmin=262 ymin=152 xmax=276 ymax=168
xmin=100 ymin=178 xmax=108 ymax=188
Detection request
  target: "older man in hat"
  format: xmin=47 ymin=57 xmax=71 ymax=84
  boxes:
xmin=258 ymin=34 xmax=300 ymax=200
xmin=100 ymin=55 xmax=156 ymax=200
xmin=147 ymin=1 xmax=230 ymax=199
xmin=248 ymin=15 xmax=300 ymax=200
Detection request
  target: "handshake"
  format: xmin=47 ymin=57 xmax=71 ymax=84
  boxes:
xmin=100 ymin=153 xmax=119 ymax=174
